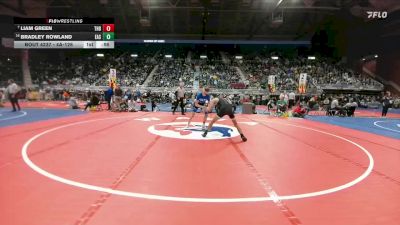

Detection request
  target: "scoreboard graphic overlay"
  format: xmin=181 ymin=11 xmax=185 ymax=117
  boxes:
xmin=14 ymin=18 xmax=114 ymax=49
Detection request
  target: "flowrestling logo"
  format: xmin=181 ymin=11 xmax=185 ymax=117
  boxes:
xmin=148 ymin=122 xmax=239 ymax=140
xmin=366 ymin=11 xmax=388 ymax=19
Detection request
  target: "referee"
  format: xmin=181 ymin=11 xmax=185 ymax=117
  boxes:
xmin=172 ymin=82 xmax=185 ymax=115
xmin=6 ymin=79 xmax=21 ymax=112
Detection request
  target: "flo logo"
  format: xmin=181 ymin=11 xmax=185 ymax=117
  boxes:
xmin=148 ymin=122 xmax=239 ymax=140
xmin=367 ymin=11 xmax=387 ymax=19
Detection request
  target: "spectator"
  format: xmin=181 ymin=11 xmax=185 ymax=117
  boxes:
xmin=62 ymin=90 xmax=70 ymax=101
xmin=84 ymin=94 xmax=100 ymax=111
xmin=331 ymin=98 xmax=339 ymax=110
xmin=292 ymin=103 xmax=307 ymax=118
xmin=128 ymin=99 xmax=137 ymax=112
xmin=288 ymin=91 xmax=295 ymax=109
xmin=68 ymin=97 xmax=79 ymax=109
xmin=276 ymin=95 xmax=287 ymax=114
xmin=104 ymin=87 xmax=113 ymax=110
xmin=114 ymin=86 xmax=123 ymax=111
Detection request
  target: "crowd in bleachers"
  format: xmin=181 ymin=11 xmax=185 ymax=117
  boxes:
xmin=0 ymin=49 xmax=385 ymax=94
xmin=3 ymin=45 xmax=399 ymax=118
xmin=237 ymin=59 xmax=298 ymax=90
xmin=305 ymin=60 xmax=381 ymax=88
xmin=236 ymin=57 xmax=382 ymax=91
xmin=198 ymin=63 xmax=241 ymax=89
xmin=191 ymin=50 xmax=242 ymax=89
xmin=28 ymin=52 xmax=156 ymax=87
xmin=148 ymin=59 xmax=192 ymax=87
xmin=94 ymin=56 xmax=155 ymax=87
xmin=0 ymin=57 xmax=21 ymax=87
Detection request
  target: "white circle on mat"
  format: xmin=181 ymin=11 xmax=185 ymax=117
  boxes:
xmin=373 ymin=120 xmax=400 ymax=133
xmin=0 ymin=111 xmax=27 ymax=121
xmin=21 ymin=116 xmax=374 ymax=203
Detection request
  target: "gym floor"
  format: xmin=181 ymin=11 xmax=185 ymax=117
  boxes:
xmin=1 ymin=102 xmax=399 ymax=225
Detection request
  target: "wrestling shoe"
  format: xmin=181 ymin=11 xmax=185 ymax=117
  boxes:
xmin=240 ymin=134 xmax=247 ymax=142
xmin=202 ymin=130 xmax=208 ymax=137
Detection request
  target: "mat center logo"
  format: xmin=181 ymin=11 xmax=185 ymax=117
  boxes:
xmin=148 ymin=122 xmax=239 ymax=140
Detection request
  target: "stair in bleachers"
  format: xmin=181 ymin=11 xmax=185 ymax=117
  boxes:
xmin=142 ymin=65 xmax=159 ymax=87
xmin=235 ymin=66 xmax=248 ymax=83
xmin=22 ymin=50 xmax=32 ymax=87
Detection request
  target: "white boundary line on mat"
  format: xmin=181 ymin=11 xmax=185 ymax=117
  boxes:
xmin=21 ymin=116 xmax=374 ymax=203
xmin=374 ymin=120 xmax=400 ymax=133
xmin=0 ymin=111 xmax=27 ymax=121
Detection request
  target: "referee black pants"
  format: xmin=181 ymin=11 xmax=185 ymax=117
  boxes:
xmin=10 ymin=96 xmax=21 ymax=111
xmin=382 ymin=106 xmax=389 ymax=117
xmin=173 ymin=97 xmax=185 ymax=115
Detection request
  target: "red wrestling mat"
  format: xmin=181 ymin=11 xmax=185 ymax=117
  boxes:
xmin=1 ymin=112 xmax=399 ymax=225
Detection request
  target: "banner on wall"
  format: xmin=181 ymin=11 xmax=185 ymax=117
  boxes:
xmin=268 ymin=75 xmax=276 ymax=93
xmin=109 ymin=68 xmax=117 ymax=88
xmin=298 ymin=73 xmax=307 ymax=94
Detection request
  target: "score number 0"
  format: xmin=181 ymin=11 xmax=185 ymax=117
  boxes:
xmin=102 ymin=24 xmax=114 ymax=32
